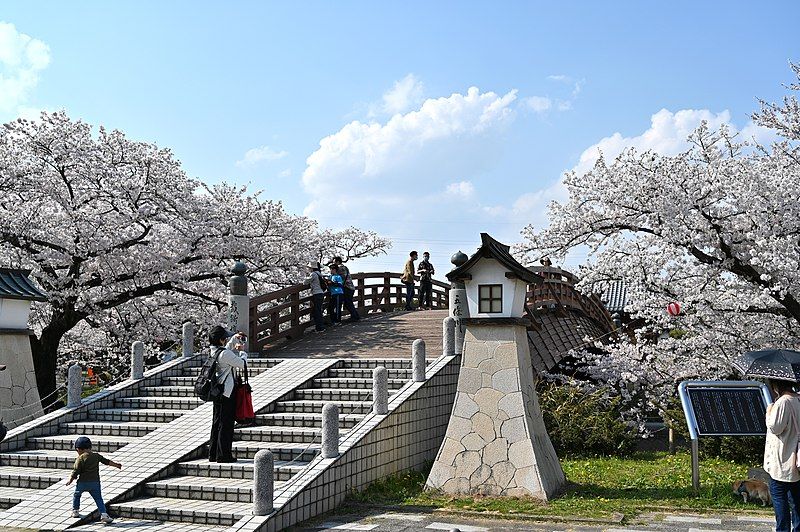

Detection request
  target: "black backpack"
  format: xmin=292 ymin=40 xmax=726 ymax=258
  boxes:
xmin=194 ymin=346 xmax=224 ymax=402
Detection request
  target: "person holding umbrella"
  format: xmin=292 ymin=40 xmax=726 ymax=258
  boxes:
xmin=764 ymin=378 xmax=800 ymax=532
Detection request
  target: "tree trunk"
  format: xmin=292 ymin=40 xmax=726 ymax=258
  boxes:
xmin=29 ymin=308 xmax=84 ymax=411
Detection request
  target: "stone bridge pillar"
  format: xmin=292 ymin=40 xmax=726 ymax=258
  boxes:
xmin=228 ymin=261 xmax=249 ymax=352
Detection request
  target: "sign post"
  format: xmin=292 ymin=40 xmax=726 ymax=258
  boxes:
xmin=678 ymin=380 xmax=772 ymax=492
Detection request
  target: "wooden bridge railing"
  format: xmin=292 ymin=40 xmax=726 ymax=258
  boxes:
xmin=248 ymin=272 xmax=450 ymax=352
xmin=526 ymin=266 xmax=616 ymax=331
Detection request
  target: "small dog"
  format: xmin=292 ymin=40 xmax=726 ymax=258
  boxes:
xmin=732 ymin=479 xmax=771 ymax=506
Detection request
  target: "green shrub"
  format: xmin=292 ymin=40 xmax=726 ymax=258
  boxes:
xmin=537 ymin=382 xmax=638 ymax=458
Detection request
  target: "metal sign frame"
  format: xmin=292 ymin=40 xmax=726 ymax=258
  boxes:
xmin=678 ymin=380 xmax=772 ymax=492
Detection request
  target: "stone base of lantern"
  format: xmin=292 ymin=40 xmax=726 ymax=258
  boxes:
xmin=425 ymin=323 xmax=565 ymax=499
xmin=0 ymin=332 xmax=43 ymax=429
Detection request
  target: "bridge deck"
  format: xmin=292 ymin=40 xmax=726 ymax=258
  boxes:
xmin=263 ymin=310 xmax=447 ymax=359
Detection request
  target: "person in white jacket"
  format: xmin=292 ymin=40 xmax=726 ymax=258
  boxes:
xmin=208 ymin=325 xmax=247 ymax=463
xmin=764 ymin=378 xmax=800 ymax=532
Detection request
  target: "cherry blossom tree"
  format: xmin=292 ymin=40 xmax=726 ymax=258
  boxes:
xmin=519 ymin=65 xmax=800 ymax=428
xmin=0 ymin=111 xmax=389 ymax=403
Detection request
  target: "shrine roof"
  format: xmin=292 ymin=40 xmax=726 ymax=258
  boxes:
xmin=446 ymin=233 xmax=542 ymax=284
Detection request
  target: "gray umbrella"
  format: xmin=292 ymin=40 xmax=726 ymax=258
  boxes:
xmin=732 ymin=349 xmax=800 ymax=382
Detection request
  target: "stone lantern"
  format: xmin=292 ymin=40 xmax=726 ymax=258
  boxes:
xmin=0 ymin=268 xmax=47 ymax=427
xmin=426 ymin=234 xmax=565 ymax=499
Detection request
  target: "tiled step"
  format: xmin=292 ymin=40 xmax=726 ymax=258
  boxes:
xmin=0 ymin=449 xmax=77 ymax=469
xmin=27 ymin=434 xmax=137 ymax=453
xmin=0 ymin=486 xmax=46 ymax=509
xmin=141 ymin=386 xmax=195 ymax=398
xmin=144 ymin=475 xmax=288 ymax=503
xmin=70 ymin=519 xmax=230 ymax=532
xmin=92 ymin=408 xmax=186 ymax=423
xmin=274 ymin=399 xmax=373 ymax=415
xmin=253 ymin=412 xmax=364 ymax=429
xmin=161 ymin=376 xmax=197 ymax=387
xmin=115 ymin=396 xmax=203 ymax=410
xmin=178 ymin=458 xmax=305 ymax=481
xmin=337 ymin=358 xmax=416 ymax=370
xmin=0 ymin=465 xmax=65 ymax=489
xmin=293 ymin=388 xmax=383 ymax=402
xmin=326 ymin=367 xmax=412 ymax=379
xmin=234 ymin=425 xmax=337 ymax=444
xmin=110 ymin=496 xmax=250 ymax=526
xmin=61 ymin=421 xmax=164 ymax=437
xmin=309 ymin=377 xmax=407 ymax=390
xmin=231 ymin=441 xmax=319 ymax=462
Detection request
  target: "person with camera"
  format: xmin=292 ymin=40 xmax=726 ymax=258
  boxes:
xmin=208 ymin=326 xmax=247 ymax=463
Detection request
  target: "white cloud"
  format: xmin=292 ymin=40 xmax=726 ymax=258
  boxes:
xmin=302 ymin=86 xmax=517 ymax=208
xmin=380 ymin=73 xmax=424 ymax=116
xmin=445 ymin=181 xmax=475 ymax=199
xmin=0 ymin=21 xmax=50 ymax=115
xmin=522 ymin=96 xmax=552 ymax=113
xmin=236 ymin=145 xmax=288 ymax=167
xmin=277 ymin=168 xmax=292 ymax=178
xmin=547 ymin=74 xmax=568 ymax=82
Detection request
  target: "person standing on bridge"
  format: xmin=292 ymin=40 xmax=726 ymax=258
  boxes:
xmin=401 ymin=250 xmax=418 ymax=311
xmin=306 ymin=262 xmax=327 ymax=332
xmin=417 ymin=252 xmax=435 ymax=310
xmin=331 ymin=256 xmax=360 ymax=321
xmin=208 ymin=326 xmax=247 ymax=463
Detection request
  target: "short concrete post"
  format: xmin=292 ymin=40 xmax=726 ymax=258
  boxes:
xmin=454 ymin=319 xmax=465 ymax=356
xmin=67 ymin=364 xmax=82 ymax=408
xmin=442 ymin=316 xmax=455 ymax=356
xmin=321 ymin=403 xmax=340 ymax=458
xmin=412 ymin=339 xmax=426 ymax=382
xmin=131 ymin=341 xmax=144 ymax=380
xmin=182 ymin=322 xmax=194 ymax=357
xmin=372 ymin=366 xmax=388 ymax=415
xmin=253 ymin=449 xmax=274 ymax=515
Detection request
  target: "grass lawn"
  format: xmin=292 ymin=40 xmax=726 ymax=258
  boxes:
xmin=346 ymin=451 xmax=773 ymax=521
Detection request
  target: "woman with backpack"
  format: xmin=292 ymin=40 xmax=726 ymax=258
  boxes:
xmin=306 ymin=262 xmax=327 ymax=332
xmin=207 ymin=325 xmax=247 ymax=463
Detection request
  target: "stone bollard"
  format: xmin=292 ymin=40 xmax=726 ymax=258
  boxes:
xmin=321 ymin=403 xmax=340 ymax=458
xmin=372 ymin=366 xmax=388 ymax=415
xmin=412 ymin=339 xmax=426 ymax=382
xmin=182 ymin=322 xmax=194 ymax=357
xmin=454 ymin=319 xmax=465 ymax=356
xmin=67 ymin=364 xmax=82 ymax=408
xmin=131 ymin=341 xmax=144 ymax=380
xmin=253 ymin=449 xmax=274 ymax=515
xmin=442 ymin=316 xmax=455 ymax=356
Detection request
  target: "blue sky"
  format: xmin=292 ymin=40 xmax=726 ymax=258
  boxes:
xmin=2 ymin=1 xmax=798 ymax=275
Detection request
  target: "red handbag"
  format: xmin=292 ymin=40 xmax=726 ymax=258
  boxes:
xmin=234 ymin=362 xmax=255 ymax=424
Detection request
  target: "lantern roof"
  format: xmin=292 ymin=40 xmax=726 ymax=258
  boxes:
xmin=446 ymin=233 xmax=542 ymax=285
xmin=0 ymin=268 xmax=48 ymax=302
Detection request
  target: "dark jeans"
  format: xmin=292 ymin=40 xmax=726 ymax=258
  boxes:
xmin=419 ymin=280 xmax=433 ymax=308
xmin=311 ymin=293 xmax=325 ymax=331
xmin=209 ymin=392 xmax=236 ymax=461
xmin=343 ymin=286 xmax=360 ymax=320
xmin=331 ymin=293 xmax=342 ymax=322
xmin=404 ymin=282 xmax=415 ymax=310
xmin=73 ymin=480 xmax=106 ymax=514
xmin=770 ymin=478 xmax=800 ymax=532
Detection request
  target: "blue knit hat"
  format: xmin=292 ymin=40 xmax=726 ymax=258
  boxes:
xmin=74 ymin=436 xmax=92 ymax=450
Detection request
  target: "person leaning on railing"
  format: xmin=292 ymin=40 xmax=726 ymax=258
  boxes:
xmin=330 ymin=256 xmax=360 ymax=322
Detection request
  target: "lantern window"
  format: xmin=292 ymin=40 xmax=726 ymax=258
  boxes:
xmin=478 ymin=284 xmax=503 ymax=313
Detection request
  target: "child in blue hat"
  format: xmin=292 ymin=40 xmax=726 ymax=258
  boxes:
xmin=66 ymin=436 xmax=122 ymax=522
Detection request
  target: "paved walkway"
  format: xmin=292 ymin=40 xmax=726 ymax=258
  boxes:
xmin=293 ymin=510 xmax=775 ymax=532
xmin=265 ymin=310 xmax=447 ymax=359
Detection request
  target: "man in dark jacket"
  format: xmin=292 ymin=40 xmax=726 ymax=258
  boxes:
xmin=417 ymin=252 xmax=435 ymax=310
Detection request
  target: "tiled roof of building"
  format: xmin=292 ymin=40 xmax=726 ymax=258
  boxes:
xmin=0 ymin=268 xmax=48 ymax=302
xmin=527 ymin=308 xmax=607 ymax=375
xmin=599 ymin=280 xmax=627 ymax=313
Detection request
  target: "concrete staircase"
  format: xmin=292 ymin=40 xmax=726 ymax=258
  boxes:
xmin=0 ymin=357 xmax=280 ymax=513
xmin=100 ymin=358 xmax=412 ymax=529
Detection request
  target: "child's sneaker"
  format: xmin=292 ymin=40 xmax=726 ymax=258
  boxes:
xmin=70 ymin=510 xmax=81 ymax=518
xmin=100 ymin=513 xmax=113 ymax=524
